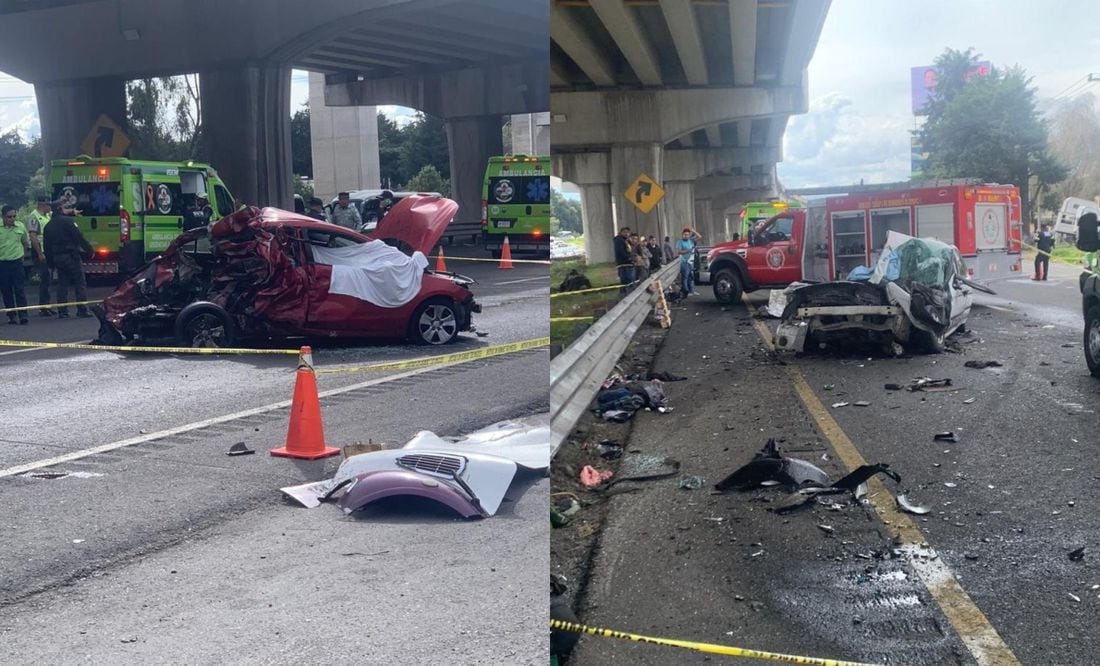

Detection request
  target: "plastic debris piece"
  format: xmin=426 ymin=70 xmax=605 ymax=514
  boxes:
xmin=934 ymin=432 xmax=959 ymax=443
xmin=832 ymin=402 xmax=850 ymax=408
xmin=579 ymin=465 xmax=613 ymax=488
xmin=853 ymin=401 xmax=870 ymax=407
xmin=897 ymin=494 xmax=931 ymax=515
xmin=817 ymin=524 xmax=835 ymax=535
xmin=963 ymin=397 xmax=976 ymax=404
xmin=944 ymin=482 xmax=957 ymax=488
xmin=679 ymin=475 xmax=705 ymax=490
xmin=227 ymin=442 xmax=255 ymax=456
xmin=1069 ymin=547 xmax=1086 ymax=562
xmin=884 ymin=383 xmax=903 ymax=391
xmin=1069 ymin=593 xmax=1082 ymax=603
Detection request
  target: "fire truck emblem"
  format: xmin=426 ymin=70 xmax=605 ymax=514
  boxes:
xmin=981 ymin=209 xmax=998 ymax=244
xmin=766 ymin=247 xmax=785 ymax=269
xmin=494 ymin=179 xmax=515 ymax=203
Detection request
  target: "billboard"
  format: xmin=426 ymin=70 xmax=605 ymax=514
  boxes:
xmin=911 ymin=61 xmax=991 ymax=115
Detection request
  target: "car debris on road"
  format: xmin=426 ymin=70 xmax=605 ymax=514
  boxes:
xmin=280 ymin=416 xmax=550 ymax=519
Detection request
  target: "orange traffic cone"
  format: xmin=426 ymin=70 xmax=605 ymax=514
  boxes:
xmin=271 ymin=346 xmax=340 ymax=460
xmin=435 ymin=247 xmax=448 ymax=272
xmin=499 ymin=235 xmax=514 ymax=269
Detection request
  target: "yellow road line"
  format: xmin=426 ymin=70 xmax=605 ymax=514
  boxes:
xmin=551 ymin=620 xmax=881 ymax=666
xmin=746 ymin=313 xmax=1019 ymax=665
xmin=315 ymin=337 xmax=549 ymax=375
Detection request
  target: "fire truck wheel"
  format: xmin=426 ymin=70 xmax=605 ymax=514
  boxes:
xmin=712 ymin=269 xmax=743 ymax=305
xmin=1085 ymin=305 xmax=1100 ymax=378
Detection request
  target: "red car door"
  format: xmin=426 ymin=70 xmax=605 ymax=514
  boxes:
xmin=745 ymin=214 xmax=801 ymax=285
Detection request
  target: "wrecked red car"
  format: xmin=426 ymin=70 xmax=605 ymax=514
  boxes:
xmin=94 ymin=195 xmax=480 ymax=347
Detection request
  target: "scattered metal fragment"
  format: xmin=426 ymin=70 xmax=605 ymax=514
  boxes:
xmin=817 ymin=524 xmax=835 ymax=535
xmin=714 ymin=440 xmax=829 ymax=492
xmin=964 ymin=360 xmax=1003 ymax=369
xmin=1069 ymin=547 xmax=1086 ymax=562
xmin=908 ymin=377 xmax=953 ymax=392
xmin=853 ymin=401 xmax=870 ymax=407
xmin=1069 ymin=593 xmax=1082 ymax=603
xmin=934 ymin=432 xmax=959 ymax=443
xmin=832 ymin=401 xmax=850 ymax=408
xmin=944 ymin=482 xmax=957 ymax=488
xmin=884 ymin=383 xmax=903 ymax=391
xmin=831 ymin=464 xmax=900 ymax=491
xmin=227 ymin=442 xmax=255 ymax=456
xmin=897 ymin=494 xmax=931 ymax=515
xmin=963 ymin=397 xmax=976 ymax=404
xmin=750 ymin=550 xmax=765 ymax=558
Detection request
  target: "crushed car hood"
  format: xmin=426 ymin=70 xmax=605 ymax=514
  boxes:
xmin=368 ymin=194 xmax=459 ymax=255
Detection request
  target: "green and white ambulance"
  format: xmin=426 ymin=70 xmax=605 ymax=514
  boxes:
xmin=48 ymin=156 xmax=236 ymax=277
xmin=481 ymin=154 xmax=551 ymax=258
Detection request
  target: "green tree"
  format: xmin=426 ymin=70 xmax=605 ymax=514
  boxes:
xmin=126 ymin=76 xmax=203 ymax=161
xmin=551 ymin=189 xmax=582 ymax=234
xmin=378 ymin=113 xmax=404 ymax=187
xmin=920 ymin=49 xmax=1066 ymax=232
xmin=290 ymin=104 xmax=312 ymax=178
xmin=399 ymin=112 xmax=450 ymax=183
xmin=0 ymin=131 xmax=39 ymax=209
xmin=293 ymin=178 xmax=315 ymax=201
xmin=1045 ymin=92 xmax=1100 ymax=209
xmin=406 ymin=164 xmax=450 ymax=197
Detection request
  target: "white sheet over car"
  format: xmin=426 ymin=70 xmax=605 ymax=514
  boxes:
xmin=311 ymin=241 xmax=429 ymax=308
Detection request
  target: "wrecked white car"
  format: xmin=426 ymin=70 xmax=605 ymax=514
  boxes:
xmin=774 ymin=232 xmax=994 ymax=353
xmin=280 ymin=416 xmax=551 ymax=519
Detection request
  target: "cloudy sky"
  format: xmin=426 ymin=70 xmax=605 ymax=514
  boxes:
xmin=0 ymin=69 xmax=415 ymax=142
xmin=778 ymin=0 xmax=1100 ymax=188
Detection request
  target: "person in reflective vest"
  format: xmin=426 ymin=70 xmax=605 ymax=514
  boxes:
xmin=24 ymin=195 xmax=53 ymax=315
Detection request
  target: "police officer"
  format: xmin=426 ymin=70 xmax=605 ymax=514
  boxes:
xmin=43 ymin=201 xmax=93 ymax=318
xmin=305 ymin=196 xmax=327 ymax=221
xmin=0 ymin=205 xmax=30 ymax=324
xmin=329 ymin=191 xmax=362 ymax=230
xmin=24 ymin=194 xmax=53 ymax=315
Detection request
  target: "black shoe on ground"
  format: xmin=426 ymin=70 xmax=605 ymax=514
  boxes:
xmin=7 ymin=318 xmax=17 ymax=325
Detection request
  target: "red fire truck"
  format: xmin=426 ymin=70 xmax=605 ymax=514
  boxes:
xmin=703 ymin=181 xmax=1022 ymax=304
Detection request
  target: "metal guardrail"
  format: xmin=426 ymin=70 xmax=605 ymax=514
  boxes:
xmin=550 ymin=261 xmax=680 ymax=455
xmin=442 ymin=221 xmax=483 ymax=245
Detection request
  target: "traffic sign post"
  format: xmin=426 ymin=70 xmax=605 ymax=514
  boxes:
xmin=80 ymin=114 xmax=131 ymax=158
xmin=624 ymin=173 xmax=665 ymax=214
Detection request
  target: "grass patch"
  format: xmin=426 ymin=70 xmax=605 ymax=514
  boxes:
xmin=551 ymin=259 xmax=622 ymax=349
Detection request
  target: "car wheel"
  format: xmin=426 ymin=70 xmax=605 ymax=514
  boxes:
xmin=175 ymin=303 xmax=235 ymax=348
xmin=410 ymin=299 xmax=459 ymax=345
xmin=712 ymin=269 xmax=742 ymax=305
xmin=1085 ymin=305 xmax=1100 ymax=378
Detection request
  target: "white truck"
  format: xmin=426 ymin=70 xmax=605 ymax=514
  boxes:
xmin=1053 ymin=197 xmax=1098 ymax=242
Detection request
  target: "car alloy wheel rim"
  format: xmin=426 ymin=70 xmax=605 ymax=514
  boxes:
xmin=189 ymin=314 xmax=225 ymax=348
xmin=1090 ymin=319 xmax=1100 ymax=365
xmin=716 ymin=278 xmax=730 ymax=296
xmin=419 ymin=304 xmax=457 ymax=344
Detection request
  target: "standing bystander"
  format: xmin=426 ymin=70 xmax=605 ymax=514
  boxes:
xmin=24 ymin=195 xmax=53 ymax=315
xmin=0 ymin=205 xmax=30 ymax=324
xmin=677 ymin=227 xmax=702 ymax=296
xmin=1034 ymin=223 xmax=1054 ymax=281
xmin=613 ymin=226 xmax=634 ymax=286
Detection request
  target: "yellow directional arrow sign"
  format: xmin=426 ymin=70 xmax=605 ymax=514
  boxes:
xmin=624 ymin=173 xmax=665 ymax=214
xmin=80 ymin=114 xmax=130 ymax=158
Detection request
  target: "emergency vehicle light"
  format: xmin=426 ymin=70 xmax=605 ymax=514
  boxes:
xmin=533 ymin=228 xmax=542 ymax=237
xmin=774 ymin=202 xmax=788 ymax=209
xmin=97 ymin=247 xmax=109 ymax=256
xmin=98 ymin=168 xmax=108 ymax=177
xmin=67 ymin=161 xmax=84 ymax=166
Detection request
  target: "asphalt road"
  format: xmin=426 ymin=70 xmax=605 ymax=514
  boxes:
xmin=565 ymin=256 xmax=1100 ymax=666
xmin=0 ymin=251 xmax=549 ymax=664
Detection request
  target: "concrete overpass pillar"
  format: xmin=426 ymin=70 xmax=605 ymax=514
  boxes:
xmin=661 ymin=180 xmax=696 ymax=242
xmin=694 ymin=198 xmax=714 ymax=242
xmin=200 ymin=64 xmax=293 ymax=209
xmin=610 ymin=143 xmax=663 ymax=237
xmin=445 ymin=115 xmax=504 ymax=227
xmin=579 ymin=184 xmax=615 ymax=264
xmin=35 ymin=77 xmax=126 ymax=163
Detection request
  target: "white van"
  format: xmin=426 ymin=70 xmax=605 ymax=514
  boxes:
xmin=1054 ymin=197 xmax=1097 ymax=241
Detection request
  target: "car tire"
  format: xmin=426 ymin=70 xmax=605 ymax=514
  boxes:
xmin=409 ymin=298 xmax=460 ymax=345
xmin=1084 ymin=305 xmax=1100 ymax=378
xmin=175 ymin=303 xmax=235 ymax=348
xmin=910 ymin=328 xmax=944 ymax=354
xmin=712 ymin=268 xmax=743 ymax=305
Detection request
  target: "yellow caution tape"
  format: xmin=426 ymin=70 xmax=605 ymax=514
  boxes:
xmin=443 ymin=256 xmax=552 ymax=265
xmin=316 ymin=336 xmax=549 ymax=375
xmin=0 ymin=338 xmax=299 ymax=355
xmin=1018 ymin=240 xmax=1098 ymax=276
xmin=549 ymin=316 xmax=593 ymax=322
xmin=550 ymin=282 xmax=636 ymax=299
xmin=550 ymin=620 xmax=882 ymax=666
xmin=0 ymin=299 xmax=103 ymax=314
